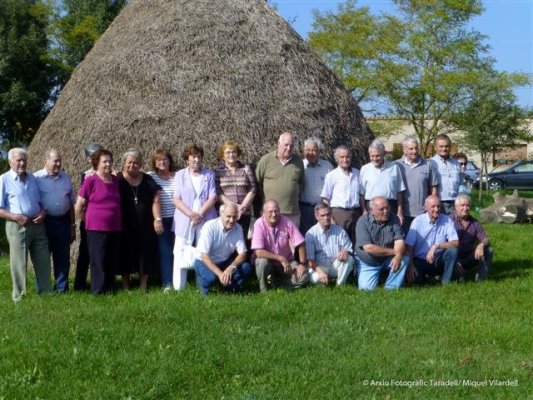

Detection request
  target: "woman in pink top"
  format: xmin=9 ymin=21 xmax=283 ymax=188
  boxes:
xmin=75 ymin=149 xmax=121 ymax=294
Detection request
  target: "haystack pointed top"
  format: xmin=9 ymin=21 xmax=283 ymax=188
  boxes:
xmin=30 ymin=0 xmax=373 ymax=173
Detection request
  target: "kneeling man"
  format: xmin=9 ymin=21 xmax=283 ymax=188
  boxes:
xmin=252 ymin=199 xmax=309 ymax=292
xmin=355 ymin=196 xmax=409 ymax=290
xmin=305 ymin=202 xmax=354 ymax=286
xmin=451 ymin=194 xmax=493 ymax=281
xmin=406 ymin=195 xmax=458 ymax=284
xmin=194 ymin=203 xmax=252 ymax=295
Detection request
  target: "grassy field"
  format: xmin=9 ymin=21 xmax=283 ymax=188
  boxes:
xmin=0 ymin=193 xmax=532 ymax=399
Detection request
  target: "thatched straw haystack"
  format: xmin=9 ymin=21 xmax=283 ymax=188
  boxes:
xmin=29 ymin=0 xmax=373 ymax=173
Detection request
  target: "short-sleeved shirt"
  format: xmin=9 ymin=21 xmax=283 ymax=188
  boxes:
xmin=251 ymin=215 xmax=304 ymax=261
xmin=355 ymin=212 xmax=404 ymax=265
xmin=305 ymin=223 xmax=352 ymax=266
xmin=300 ymin=158 xmax=333 ymax=204
xmin=320 ymin=166 xmax=361 ymax=208
xmin=215 ymin=162 xmax=257 ymax=215
xmin=79 ymin=174 xmax=122 ymax=232
xmin=429 ymin=156 xmax=462 ymax=201
xmin=34 ymin=169 xmax=74 ymax=217
xmin=196 ymin=218 xmax=247 ymax=264
xmin=255 ymin=151 xmax=305 ymax=215
xmin=396 ymin=157 xmax=439 ymax=217
xmin=405 ymin=212 xmax=458 ymax=259
xmin=0 ymin=170 xmax=42 ymax=217
xmin=450 ymin=212 xmax=488 ymax=259
xmin=148 ymin=172 xmax=176 ymax=218
xmin=359 ymin=161 xmax=406 ymax=200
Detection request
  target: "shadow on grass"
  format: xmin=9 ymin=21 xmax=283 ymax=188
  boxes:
xmin=489 ymin=259 xmax=533 ymax=281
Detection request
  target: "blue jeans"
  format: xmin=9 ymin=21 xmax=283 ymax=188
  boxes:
xmin=194 ymin=257 xmax=252 ymax=296
xmin=44 ymin=215 xmax=71 ymax=292
xmin=158 ymin=217 xmax=175 ymax=287
xmin=356 ymin=255 xmax=409 ymax=290
xmin=412 ymin=246 xmax=458 ymax=284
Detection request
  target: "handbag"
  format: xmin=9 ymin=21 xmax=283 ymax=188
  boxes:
xmin=175 ymin=223 xmax=200 ymax=270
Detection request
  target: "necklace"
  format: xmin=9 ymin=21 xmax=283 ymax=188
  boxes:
xmin=130 ymin=184 xmax=139 ymax=205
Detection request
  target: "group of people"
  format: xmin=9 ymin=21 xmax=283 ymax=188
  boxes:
xmin=0 ymin=131 xmax=493 ymax=301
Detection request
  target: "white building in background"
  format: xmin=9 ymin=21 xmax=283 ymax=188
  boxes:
xmin=368 ymin=117 xmax=533 ymax=168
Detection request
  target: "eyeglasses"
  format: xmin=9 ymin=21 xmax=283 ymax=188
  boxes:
xmin=459 ymin=162 xmax=467 ymax=166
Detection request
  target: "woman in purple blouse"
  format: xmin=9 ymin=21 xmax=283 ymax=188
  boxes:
xmin=172 ymin=145 xmax=217 ymax=290
xmin=75 ymin=149 xmax=121 ymax=294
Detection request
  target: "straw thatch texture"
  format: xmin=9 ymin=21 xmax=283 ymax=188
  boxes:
xmin=29 ymin=0 xmax=373 ymax=174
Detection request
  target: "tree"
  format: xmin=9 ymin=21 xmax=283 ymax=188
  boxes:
xmin=50 ymin=0 xmax=126 ymax=89
xmin=450 ymin=69 xmax=531 ymax=203
xmin=309 ymin=0 xmax=530 ymax=154
xmin=0 ymin=0 xmax=56 ymax=146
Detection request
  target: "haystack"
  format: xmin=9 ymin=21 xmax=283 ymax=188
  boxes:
xmin=29 ymin=0 xmax=373 ymax=174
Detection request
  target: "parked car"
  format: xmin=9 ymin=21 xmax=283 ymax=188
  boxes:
xmin=463 ymin=161 xmax=480 ymax=190
xmin=484 ymin=160 xmax=533 ymax=190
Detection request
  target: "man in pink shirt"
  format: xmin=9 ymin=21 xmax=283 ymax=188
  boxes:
xmin=252 ymin=199 xmax=309 ymax=292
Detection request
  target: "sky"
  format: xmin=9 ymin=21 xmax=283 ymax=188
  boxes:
xmin=274 ymin=0 xmax=533 ymax=109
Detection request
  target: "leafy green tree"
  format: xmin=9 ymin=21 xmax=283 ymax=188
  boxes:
xmin=0 ymin=0 xmax=55 ymax=146
xmin=51 ymin=0 xmax=126 ymax=88
xmin=450 ymin=69 xmax=531 ymax=202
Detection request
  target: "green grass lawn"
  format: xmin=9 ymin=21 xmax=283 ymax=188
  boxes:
xmin=0 ymin=201 xmax=532 ymax=399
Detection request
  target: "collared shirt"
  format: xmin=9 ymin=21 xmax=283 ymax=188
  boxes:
xmin=355 ymin=212 xmax=404 ymax=265
xmin=359 ymin=161 xmax=406 ymax=200
xmin=429 ymin=155 xmax=462 ymax=201
xmin=305 ymin=223 xmax=352 ymax=266
xmin=320 ymin=166 xmax=361 ymax=208
xmin=450 ymin=212 xmax=488 ymax=259
xmin=300 ymin=158 xmax=333 ymax=204
xmin=214 ymin=162 xmax=257 ymax=214
xmin=196 ymin=218 xmax=247 ymax=264
xmin=0 ymin=169 xmax=42 ymax=217
xmin=251 ymin=215 xmax=304 ymax=261
xmin=33 ymin=169 xmax=74 ymax=217
xmin=396 ymin=156 xmax=439 ymax=217
xmin=405 ymin=212 xmax=458 ymax=259
xmin=255 ymin=151 xmax=305 ymax=215
xmin=148 ymin=172 xmax=176 ymax=218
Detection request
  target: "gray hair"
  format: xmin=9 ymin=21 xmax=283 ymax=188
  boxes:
xmin=84 ymin=143 xmax=104 ymax=157
xmin=304 ymin=136 xmax=324 ymax=151
xmin=44 ymin=148 xmax=60 ymax=159
xmin=122 ymin=148 xmax=143 ymax=165
xmin=220 ymin=203 xmax=238 ymax=215
xmin=314 ymin=201 xmax=331 ymax=214
xmin=368 ymin=139 xmax=385 ymax=155
xmin=402 ymin=136 xmax=419 ymax=147
xmin=369 ymin=196 xmax=388 ymax=210
xmin=8 ymin=148 xmax=27 ymax=161
xmin=455 ymin=193 xmax=472 ymax=206
xmin=333 ymin=145 xmax=350 ymax=162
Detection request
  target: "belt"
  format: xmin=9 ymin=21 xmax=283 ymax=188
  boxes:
xmin=332 ymin=206 xmax=361 ymax=211
xmin=45 ymin=213 xmax=71 ymax=220
xmin=299 ymin=201 xmax=317 ymax=207
xmin=441 ymin=200 xmax=455 ymax=204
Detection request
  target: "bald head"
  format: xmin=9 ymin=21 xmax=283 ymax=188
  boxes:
xmin=44 ymin=149 xmax=62 ymax=176
xmin=277 ymin=132 xmax=296 ymax=161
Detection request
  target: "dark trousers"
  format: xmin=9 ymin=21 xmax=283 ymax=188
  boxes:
xmin=74 ymin=221 xmax=90 ymax=290
xmin=44 ymin=215 xmax=71 ymax=292
xmin=86 ymin=230 xmax=120 ymax=294
xmin=331 ymin=207 xmax=362 ymax=246
xmin=158 ymin=217 xmax=175 ymax=287
xmin=412 ymin=247 xmax=458 ymax=285
xmin=299 ymin=202 xmax=317 ymax=235
xmin=194 ymin=257 xmax=253 ymax=296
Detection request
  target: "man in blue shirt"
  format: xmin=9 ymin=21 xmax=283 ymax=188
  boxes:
xmin=34 ymin=149 xmax=75 ymax=293
xmin=405 ymin=195 xmax=459 ymax=285
xmin=0 ymin=148 xmax=51 ymax=302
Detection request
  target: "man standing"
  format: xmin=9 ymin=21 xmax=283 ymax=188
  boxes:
xmin=396 ymin=136 xmax=438 ymax=230
xmin=299 ymin=137 xmax=333 ymax=234
xmin=320 ymin=145 xmax=362 ymax=242
xmin=405 ymin=195 xmax=459 ymax=285
xmin=429 ymin=134 xmax=462 ymax=214
xmin=360 ymin=139 xmax=405 ymax=224
xmin=305 ymin=202 xmax=354 ymax=286
xmin=34 ymin=149 xmax=75 ymax=293
xmin=354 ymin=196 xmax=409 ymax=290
xmin=0 ymin=148 xmax=51 ymax=302
xmin=256 ymin=131 xmax=305 ymax=227
xmin=193 ymin=203 xmax=252 ymax=296
xmin=252 ymin=199 xmax=309 ymax=292
xmin=451 ymin=194 xmax=493 ymax=281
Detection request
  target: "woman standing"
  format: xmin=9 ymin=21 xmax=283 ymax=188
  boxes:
xmin=75 ymin=149 xmax=121 ymax=294
xmin=173 ymin=145 xmax=217 ymax=290
xmin=117 ymin=149 xmax=162 ymax=291
xmin=149 ymin=149 xmax=176 ymax=291
xmin=214 ymin=141 xmax=256 ymax=238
